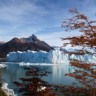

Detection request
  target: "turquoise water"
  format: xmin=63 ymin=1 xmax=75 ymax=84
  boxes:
xmin=0 ymin=63 xmax=79 ymax=95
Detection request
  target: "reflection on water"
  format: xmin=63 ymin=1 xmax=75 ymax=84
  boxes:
xmin=0 ymin=68 xmax=6 ymax=84
xmin=0 ymin=63 xmax=78 ymax=93
xmin=52 ymin=64 xmax=75 ymax=85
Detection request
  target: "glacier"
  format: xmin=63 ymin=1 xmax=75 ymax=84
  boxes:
xmin=6 ymin=49 xmax=96 ymax=64
xmin=7 ymin=50 xmax=69 ymax=64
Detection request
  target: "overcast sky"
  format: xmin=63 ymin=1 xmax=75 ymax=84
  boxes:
xmin=0 ymin=0 xmax=96 ymax=46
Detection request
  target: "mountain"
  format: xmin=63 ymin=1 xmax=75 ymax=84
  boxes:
xmin=0 ymin=34 xmax=54 ymax=58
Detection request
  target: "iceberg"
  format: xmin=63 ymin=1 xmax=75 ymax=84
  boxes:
xmin=6 ymin=49 xmax=96 ymax=64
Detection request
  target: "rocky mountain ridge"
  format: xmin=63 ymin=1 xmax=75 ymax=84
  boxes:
xmin=0 ymin=34 xmax=54 ymax=58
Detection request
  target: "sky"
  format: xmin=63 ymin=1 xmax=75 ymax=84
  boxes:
xmin=0 ymin=0 xmax=96 ymax=46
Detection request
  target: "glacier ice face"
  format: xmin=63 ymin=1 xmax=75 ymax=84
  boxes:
xmin=6 ymin=49 xmax=96 ymax=64
xmin=7 ymin=50 xmax=70 ymax=64
xmin=70 ymin=54 xmax=96 ymax=63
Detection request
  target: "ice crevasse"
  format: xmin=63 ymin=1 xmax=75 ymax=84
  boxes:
xmin=6 ymin=49 xmax=96 ymax=64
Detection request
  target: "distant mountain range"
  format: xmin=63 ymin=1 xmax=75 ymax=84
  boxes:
xmin=0 ymin=34 xmax=54 ymax=58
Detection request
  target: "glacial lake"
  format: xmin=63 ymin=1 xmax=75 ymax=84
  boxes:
xmin=0 ymin=62 xmax=80 ymax=95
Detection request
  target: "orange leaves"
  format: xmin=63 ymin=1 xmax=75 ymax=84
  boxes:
xmin=74 ymin=22 xmax=85 ymax=28
xmin=60 ymin=85 xmax=96 ymax=96
xmin=76 ymin=14 xmax=88 ymax=20
xmin=62 ymin=9 xmax=96 ymax=48
xmin=66 ymin=60 xmax=96 ymax=89
xmin=70 ymin=60 xmax=93 ymax=70
xmin=13 ymin=67 xmax=58 ymax=96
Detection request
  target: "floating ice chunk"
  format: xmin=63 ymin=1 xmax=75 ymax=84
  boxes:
xmin=0 ymin=64 xmax=6 ymax=68
xmin=1 ymin=83 xmax=17 ymax=96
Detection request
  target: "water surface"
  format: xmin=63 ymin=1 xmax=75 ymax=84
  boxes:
xmin=0 ymin=62 xmax=79 ymax=94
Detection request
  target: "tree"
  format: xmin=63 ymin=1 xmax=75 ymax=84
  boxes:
xmin=62 ymin=8 xmax=96 ymax=48
xmin=13 ymin=9 xmax=96 ymax=96
xmin=60 ymin=8 xmax=96 ymax=96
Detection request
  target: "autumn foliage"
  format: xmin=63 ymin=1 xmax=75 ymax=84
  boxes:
xmin=13 ymin=9 xmax=96 ymax=96
xmin=62 ymin=8 xmax=96 ymax=48
xmin=66 ymin=60 xmax=96 ymax=88
xmin=61 ymin=8 xmax=96 ymax=96
xmin=13 ymin=67 xmax=57 ymax=96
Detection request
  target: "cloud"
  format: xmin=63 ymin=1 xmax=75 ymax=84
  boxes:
xmin=0 ymin=0 xmax=47 ymax=22
xmin=0 ymin=0 xmax=49 ymax=40
xmin=37 ymin=30 xmax=82 ymax=46
xmin=74 ymin=0 xmax=96 ymax=18
xmin=0 ymin=0 xmax=96 ymax=46
xmin=0 ymin=0 xmax=67 ymax=43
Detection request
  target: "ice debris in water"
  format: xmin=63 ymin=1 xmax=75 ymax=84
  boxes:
xmin=0 ymin=64 xmax=6 ymax=68
xmin=1 ymin=83 xmax=17 ymax=96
